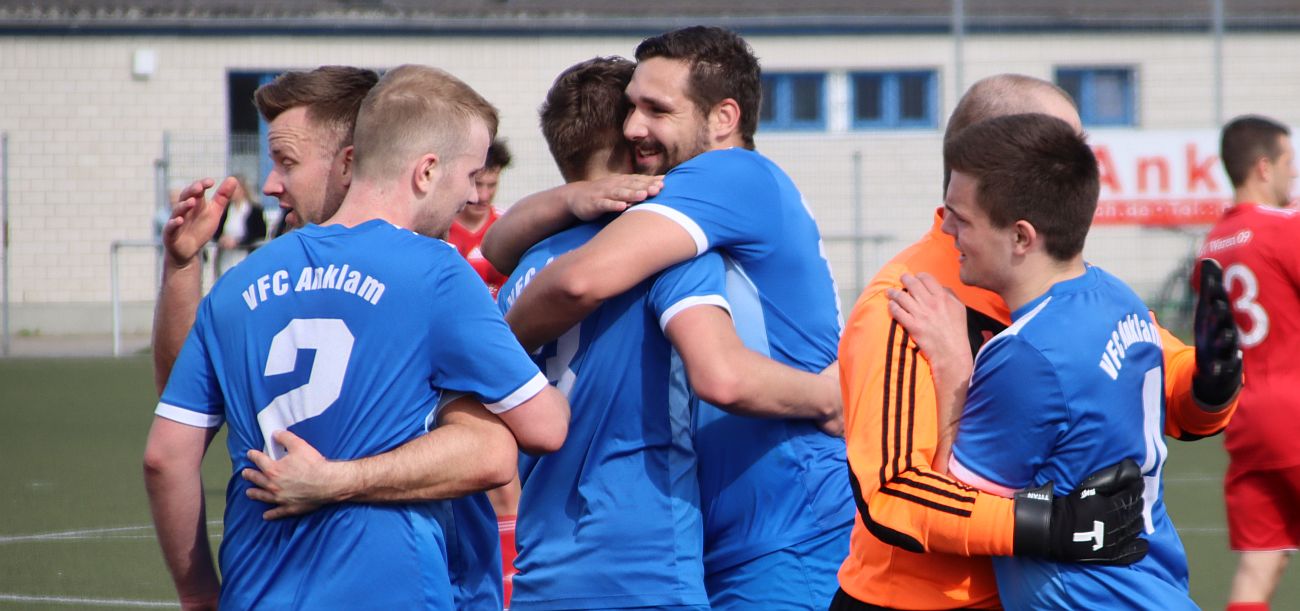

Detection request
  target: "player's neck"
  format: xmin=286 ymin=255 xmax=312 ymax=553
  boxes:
xmin=1234 ymin=183 xmax=1284 ymax=207
xmin=710 ymin=133 xmax=747 ymax=153
xmin=1000 ymin=255 xmax=1086 ymax=312
xmin=324 ymin=180 xmax=409 ymax=230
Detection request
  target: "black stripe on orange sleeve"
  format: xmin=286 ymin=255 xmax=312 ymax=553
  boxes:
xmin=879 ymin=320 xmax=898 ymax=487
xmin=879 ymin=487 xmax=974 ymax=518
xmin=904 ymin=344 xmax=919 ymax=474
xmin=893 ymin=473 xmax=977 ymax=505
xmin=914 ymin=469 xmax=978 ymax=492
xmin=849 ymin=462 xmax=926 ymax=553
xmin=890 ymin=327 xmax=910 ymax=482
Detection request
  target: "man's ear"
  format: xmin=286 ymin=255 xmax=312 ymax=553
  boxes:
xmin=1012 ymin=219 xmax=1038 ymax=256
xmin=1255 ymin=155 xmax=1273 ymax=185
xmin=710 ymin=98 xmax=741 ymax=142
xmin=414 ymin=153 xmax=440 ymax=195
xmin=338 ymin=145 xmax=355 ymax=187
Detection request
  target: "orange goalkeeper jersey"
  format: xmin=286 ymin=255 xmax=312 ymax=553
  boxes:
xmin=836 ymin=210 xmax=1236 ymax=610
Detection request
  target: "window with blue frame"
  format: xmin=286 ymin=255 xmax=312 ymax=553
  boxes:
xmin=850 ymin=70 xmax=938 ymax=129
xmin=1055 ymin=67 xmax=1136 ymax=127
xmin=759 ymin=73 xmax=826 ymax=131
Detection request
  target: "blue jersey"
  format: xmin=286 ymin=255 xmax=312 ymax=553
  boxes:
xmin=443 ymin=492 xmax=504 ymax=611
xmin=499 ymin=219 xmax=714 ymax=610
xmin=157 ymin=220 xmax=546 ymax=610
xmin=631 ymin=147 xmax=852 ymax=571
xmin=949 ymin=266 xmax=1194 ymax=609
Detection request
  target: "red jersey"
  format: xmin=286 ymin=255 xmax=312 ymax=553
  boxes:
xmin=447 ymin=208 xmax=508 ymax=298
xmin=1198 ymin=203 xmax=1300 ymax=469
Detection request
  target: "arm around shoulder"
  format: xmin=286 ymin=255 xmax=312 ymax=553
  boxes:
xmin=505 ymin=211 xmax=697 ymax=351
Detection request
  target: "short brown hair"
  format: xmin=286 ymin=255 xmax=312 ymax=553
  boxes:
xmin=1221 ymin=115 xmax=1290 ymax=187
xmin=486 ymin=139 xmax=513 ymax=171
xmin=945 ymin=113 xmax=1099 ymax=261
xmin=254 ymin=66 xmax=379 ymax=153
xmin=351 ymin=65 xmax=499 ymax=181
xmin=635 ymin=26 xmax=761 ymax=149
xmin=539 ymin=56 xmax=635 ymax=182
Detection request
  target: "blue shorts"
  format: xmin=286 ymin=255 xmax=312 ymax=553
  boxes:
xmin=705 ymin=523 xmax=851 ymax=610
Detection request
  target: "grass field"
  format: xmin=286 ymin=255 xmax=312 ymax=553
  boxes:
xmin=1 ymin=355 xmax=1295 ymax=609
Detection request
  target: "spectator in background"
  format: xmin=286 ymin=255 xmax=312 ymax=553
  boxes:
xmin=448 ymin=139 xmax=511 ymax=297
xmin=213 ymin=174 xmax=267 ymax=274
xmin=1198 ymin=115 xmax=1299 ymax=611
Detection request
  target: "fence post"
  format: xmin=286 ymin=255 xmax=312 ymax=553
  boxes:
xmin=2 ymin=132 xmax=9 ymax=357
xmin=1211 ymin=0 xmax=1224 ymax=126
xmin=851 ymin=150 xmax=864 ymax=299
xmin=952 ymin=0 xmax=966 ymax=98
xmin=111 ymin=241 xmax=121 ymax=357
xmin=155 ymin=132 xmax=171 ymax=292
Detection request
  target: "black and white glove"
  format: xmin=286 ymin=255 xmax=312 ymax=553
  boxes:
xmin=1012 ymin=459 xmax=1148 ymax=565
xmin=1192 ymin=258 xmax=1243 ymax=410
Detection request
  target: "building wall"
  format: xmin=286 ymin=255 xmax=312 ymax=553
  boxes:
xmin=0 ymin=29 xmax=1296 ymax=333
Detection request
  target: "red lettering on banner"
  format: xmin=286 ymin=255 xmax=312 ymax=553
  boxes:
xmin=1093 ymin=145 xmax=1122 ymax=193
xmin=1186 ymin=143 xmax=1219 ymax=192
xmin=1093 ymin=198 xmax=1231 ymax=226
xmin=1137 ymin=156 xmax=1170 ymax=193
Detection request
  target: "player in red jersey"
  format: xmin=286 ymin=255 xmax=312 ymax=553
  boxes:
xmin=448 ymin=139 xmax=512 ymax=297
xmin=1198 ymin=115 xmax=1299 ymax=611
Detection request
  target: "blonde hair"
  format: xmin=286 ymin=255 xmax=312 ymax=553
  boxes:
xmin=351 ymin=65 xmax=500 ymax=181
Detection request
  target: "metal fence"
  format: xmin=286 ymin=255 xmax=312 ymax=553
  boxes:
xmin=63 ymin=1 xmax=1297 ymax=351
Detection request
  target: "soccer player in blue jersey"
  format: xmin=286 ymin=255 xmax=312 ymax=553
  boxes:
xmin=500 ymin=56 xmax=842 ymax=610
xmin=482 ymin=27 xmax=851 ymax=608
xmin=889 ymin=113 xmax=1194 ymax=608
xmin=143 ymin=65 xmax=569 ymax=610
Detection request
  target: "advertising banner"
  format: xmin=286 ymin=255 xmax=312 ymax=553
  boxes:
xmin=1088 ymin=130 xmax=1231 ymax=226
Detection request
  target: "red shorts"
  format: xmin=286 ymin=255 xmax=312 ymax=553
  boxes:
xmin=1225 ymin=463 xmax=1300 ymax=552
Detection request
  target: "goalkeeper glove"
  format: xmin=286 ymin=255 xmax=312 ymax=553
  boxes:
xmin=1192 ymin=258 xmax=1242 ymax=409
xmin=1013 ymin=459 xmax=1148 ymax=565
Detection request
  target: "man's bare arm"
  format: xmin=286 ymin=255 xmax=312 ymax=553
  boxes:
xmin=143 ymin=417 xmax=221 ymax=610
xmin=152 ymin=178 xmax=235 ymax=394
xmin=664 ymin=305 xmax=842 ymax=435
xmin=243 ymin=396 xmax=517 ymax=518
xmin=505 ymin=211 xmax=697 ymax=351
xmin=481 ymin=175 xmax=663 ymax=274
xmin=495 ymin=385 xmax=570 ymax=454
xmin=242 ymin=388 xmax=568 ymax=520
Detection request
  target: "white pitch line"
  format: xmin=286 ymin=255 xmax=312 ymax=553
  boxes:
xmin=1163 ymin=474 xmax=1221 ymax=483
xmin=0 ymin=593 xmax=177 ymax=608
xmin=0 ymin=521 xmax=222 ymax=545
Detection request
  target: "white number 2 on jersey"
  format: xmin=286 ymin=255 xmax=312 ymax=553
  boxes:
xmin=257 ymin=318 xmax=355 ymax=459
xmin=1224 ymin=262 xmax=1270 ymax=348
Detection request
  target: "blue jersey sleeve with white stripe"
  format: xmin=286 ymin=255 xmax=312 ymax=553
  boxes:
xmin=428 ymin=260 xmax=545 ymax=414
xmin=951 ymin=336 xmax=1068 ymax=496
xmin=157 ymin=297 xmax=225 ymax=428
xmin=633 ymin=149 xmax=781 ymax=257
xmin=649 ymin=251 xmax=730 ymax=330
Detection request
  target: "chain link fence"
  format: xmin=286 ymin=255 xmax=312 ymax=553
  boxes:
xmin=7 ymin=2 xmax=1296 ymax=345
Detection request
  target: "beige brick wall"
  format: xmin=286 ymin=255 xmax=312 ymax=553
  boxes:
xmin=0 ymin=30 xmax=1296 ymax=333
